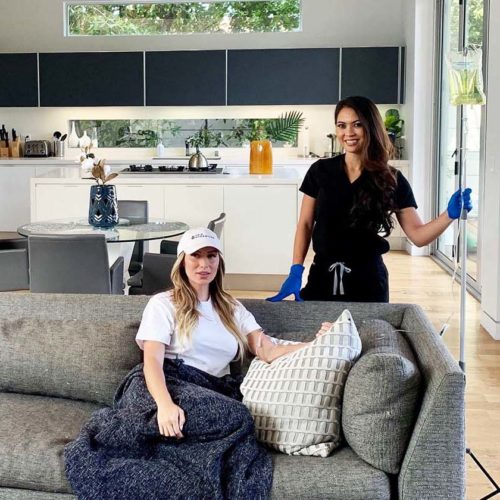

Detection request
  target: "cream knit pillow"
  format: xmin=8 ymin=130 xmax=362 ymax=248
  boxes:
xmin=240 ymin=309 xmax=362 ymax=457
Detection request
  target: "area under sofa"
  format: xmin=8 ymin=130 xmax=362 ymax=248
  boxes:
xmin=0 ymin=293 xmax=465 ymax=500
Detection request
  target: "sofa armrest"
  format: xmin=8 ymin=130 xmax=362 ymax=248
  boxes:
xmin=110 ymin=256 xmax=125 ymax=295
xmin=398 ymin=305 xmax=465 ymax=500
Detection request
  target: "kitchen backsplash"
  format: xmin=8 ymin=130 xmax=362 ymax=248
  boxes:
xmin=72 ymin=118 xmax=294 ymax=149
xmin=0 ymin=103 xmax=404 ymax=159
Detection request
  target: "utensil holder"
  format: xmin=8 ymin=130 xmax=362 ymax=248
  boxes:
xmin=53 ymin=141 xmax=65 ymax=158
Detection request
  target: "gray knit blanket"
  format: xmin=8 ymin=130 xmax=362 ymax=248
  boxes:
xmin=65 ymin=359 xmax=273 ymax=500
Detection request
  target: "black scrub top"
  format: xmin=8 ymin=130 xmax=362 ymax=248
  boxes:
xmin=300 ymin=155 xmax=417 ymax=261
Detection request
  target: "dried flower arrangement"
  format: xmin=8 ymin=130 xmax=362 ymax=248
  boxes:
xmin=80 ymin=146 xmax=118 ymax=185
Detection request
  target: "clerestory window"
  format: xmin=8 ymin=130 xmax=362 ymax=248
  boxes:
xmin=66 ymin=1 xmax=302 ymax=36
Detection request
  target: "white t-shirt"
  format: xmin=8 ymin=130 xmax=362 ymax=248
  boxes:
xmin=136 ymin=291 xmax=261 ymax=377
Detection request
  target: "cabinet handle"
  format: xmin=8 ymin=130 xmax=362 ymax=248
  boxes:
xmin=251 ymin=185 xmax=269 ymax=188
xmin=185 ymin=185 xmax=203 ymax=188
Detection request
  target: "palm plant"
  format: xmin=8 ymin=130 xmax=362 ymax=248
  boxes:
xmin=248 ymin=111 xmax=305 ymax=143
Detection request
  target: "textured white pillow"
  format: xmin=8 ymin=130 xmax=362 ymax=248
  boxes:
xmin=241 ymin=309 xmax=362 ymax=457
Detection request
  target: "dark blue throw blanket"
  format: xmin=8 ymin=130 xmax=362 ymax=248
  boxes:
xmin=65 ymin=359 xmax=272 ymax=500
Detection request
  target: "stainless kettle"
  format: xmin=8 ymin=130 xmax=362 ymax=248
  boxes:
xmin=188 ymin=147 xmax=209 ymax=170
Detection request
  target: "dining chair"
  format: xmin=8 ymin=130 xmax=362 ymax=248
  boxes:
xmin=0 ymin=238 xmax=29 ymax=291
xmin=117 ymin=200 xmax=148 ymax=276
xmin=128 ymin=253 xmax=176 ymax=295
xmin=160 ymin=212 xmax=226 ymax=255
xmin=28 ymin=234 xmax=124 ymax=294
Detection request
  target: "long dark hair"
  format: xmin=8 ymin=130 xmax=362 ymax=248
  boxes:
xmin=335 ymin=96 xmax=397 ymax=236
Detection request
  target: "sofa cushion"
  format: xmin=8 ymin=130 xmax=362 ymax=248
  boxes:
xmin=0 ymin=392 xmax=100 ymax=494
xmin=241 ymin=310 xmax=362 ymax=457
xmin=0 ymin=318 xmax=142 ymax=405
xmin=342 ymin=319 xmax=422 ymax=474
xmin=271 ymin=446 xmax=391 ymax=500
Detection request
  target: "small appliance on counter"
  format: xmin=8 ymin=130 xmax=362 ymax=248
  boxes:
xmin=24 ymin=140 xmax=52 ymax=157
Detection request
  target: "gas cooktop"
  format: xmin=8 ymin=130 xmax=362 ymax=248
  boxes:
xmin=121 ymin=164 xmax=223 ymax=174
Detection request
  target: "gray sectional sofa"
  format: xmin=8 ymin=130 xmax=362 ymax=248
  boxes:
xmin=0 ymin=293 xmax=465 ymax=499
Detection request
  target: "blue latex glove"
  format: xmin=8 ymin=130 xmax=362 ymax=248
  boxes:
xmin=266 ymin=264 xmax=304 ymax=302
xmin=447 ymin=188 xmax=473 ymax=219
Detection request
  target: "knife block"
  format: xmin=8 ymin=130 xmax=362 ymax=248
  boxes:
xmin=0 ymin=141 xmax=9 ymax=158
xmin=9 ymin=140 xmax=21 ymax=157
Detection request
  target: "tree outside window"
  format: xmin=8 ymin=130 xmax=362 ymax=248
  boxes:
xmin=67 ymin=1 xmax=301 ymax=36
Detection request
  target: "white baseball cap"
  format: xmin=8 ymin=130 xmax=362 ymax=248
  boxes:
xmin=177 ymin=227 xmax=223 ymax=256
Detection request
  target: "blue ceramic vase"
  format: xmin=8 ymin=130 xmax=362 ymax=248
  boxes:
xmin=88 ymin=185 xmax=119 ymax=228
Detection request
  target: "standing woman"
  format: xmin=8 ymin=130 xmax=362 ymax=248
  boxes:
xmin=65 ymin=227 xmax=304 ymax=500
xmin=268 ymin=95 xmax=472 ymax=303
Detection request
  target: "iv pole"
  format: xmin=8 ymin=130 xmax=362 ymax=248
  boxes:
xmin=451 ymin=4 xmax=500 ymax=493
xmin=458 ymin=106 xmax=500 ymax=499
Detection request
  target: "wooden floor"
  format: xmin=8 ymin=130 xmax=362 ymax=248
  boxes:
xmin=230 ymin=251 xmax=500 ymax=500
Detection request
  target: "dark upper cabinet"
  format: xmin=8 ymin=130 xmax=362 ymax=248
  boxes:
xmin=0 ymin=53 xmax=38 ymax=107
xmin=340 ymin=47 xmax=403 ymax=104
xmin=39 ymin=52 xmax=144 ymax=106
xmin=228 ymin=49 xmax=340 ymax=105
xmin=146 ymin=51 xmax=225 ymax=106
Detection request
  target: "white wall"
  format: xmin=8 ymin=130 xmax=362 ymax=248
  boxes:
xmin=480 ymin=0 xmax=500 ymax=340
xmin=0 ymin=0 xmax=404 ymax=52
xmin=402 ymin=0 xmax=437 ymax=257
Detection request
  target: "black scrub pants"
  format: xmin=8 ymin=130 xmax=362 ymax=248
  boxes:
xmin=300 ymin=254 xmax=389 ymax=303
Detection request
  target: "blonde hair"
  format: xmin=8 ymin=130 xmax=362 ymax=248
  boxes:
xmin=170 ymin=252 xmax=248 ymax=361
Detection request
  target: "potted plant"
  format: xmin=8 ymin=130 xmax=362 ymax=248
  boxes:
xmin=247 ymin=111 xmax=304 ymax=174
xmin=80 ymin=147 xmax=120 ymax=228
xmin=384 ymin=109 xmax=404 ymax=159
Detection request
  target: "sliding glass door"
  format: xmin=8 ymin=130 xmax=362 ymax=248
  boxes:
xmin=435 ymin=0 xmax=487 ymax=291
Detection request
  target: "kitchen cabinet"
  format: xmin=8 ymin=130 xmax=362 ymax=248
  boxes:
xmin=0 ymin=53 xmax=38 ymax=107
xmin=223 ymin=185 xmax=297 ymax=274
xmin=227 ymin=49 xmax=340 ymax=105
xmin=340 ymin=47 xmax=404 ymax=104
xmin=164 ymin=184 xmax=223 ymax=228
xmin=115 ymin=184 xmax=164 ymax=218
xmin=39 ymin=52 xmax=144 ymax=107
xmin=32 ymin=184 xmax=90 ymax=221
xmin=146 ymin=51 xmax=225 ymax=106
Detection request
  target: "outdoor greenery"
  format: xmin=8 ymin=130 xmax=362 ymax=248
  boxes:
xmin=449 ymin=0 xmax=484 ymax=48
xmin=72 ymin=116 xmax=302 ymax=148
xmin=68 ymin=1 xmax=301 ymax=36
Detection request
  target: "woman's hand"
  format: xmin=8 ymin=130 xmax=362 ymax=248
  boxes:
xmin=157 ymin=401 xmax=185 ymax=439
xmin=316 ymin=322 xmax=333 ymax=338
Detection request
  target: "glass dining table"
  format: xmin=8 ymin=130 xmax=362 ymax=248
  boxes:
xmin=17 ymin=217 xmax=189 ymax=292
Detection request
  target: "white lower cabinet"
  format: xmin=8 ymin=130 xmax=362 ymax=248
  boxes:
xmin=223 ymin=185 xmax=297 ymax=274
xmin=164 ymin=184 xmax=224 ymax=229
xmin=0 ymin=167 xmax=36 ymax=230
xmin=115 ymin=184 xmax=165 ymax=218
xmin=33 ymin=184 xmax=90 ymax=221
xmin=30 ymin=179 xmax=299 ymax=276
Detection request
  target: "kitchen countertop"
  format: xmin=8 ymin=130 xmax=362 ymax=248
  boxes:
xmin=0 ymin=156 xmax=409 ymax=168
xmin=31 ymin=166 xmax=305 ymax=185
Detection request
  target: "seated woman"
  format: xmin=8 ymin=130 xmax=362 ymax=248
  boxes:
xmin=65 ymin=227 xmax=307 ymax=500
